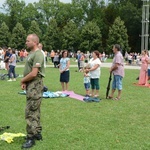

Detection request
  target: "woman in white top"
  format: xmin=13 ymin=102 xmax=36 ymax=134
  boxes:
xmin=87 ymin=50 xmax=101 ymax=98
xmin=59 ymin=50 xmax=70 ymax=91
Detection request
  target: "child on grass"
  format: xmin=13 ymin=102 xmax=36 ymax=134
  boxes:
xmin=83 ymin=67 xmax=90 ymax=97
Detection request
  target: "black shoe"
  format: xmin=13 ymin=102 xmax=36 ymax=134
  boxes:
xmin=34 ymin=133 xmax=43 ymax=140
xmin=22 ymin=138 xmax=35 ymax=149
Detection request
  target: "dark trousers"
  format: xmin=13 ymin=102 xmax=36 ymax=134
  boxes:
xmin=78 ymin=60 xmax=80 ymax=70
xmin=8 ymin=65 xmax=16 ymax=78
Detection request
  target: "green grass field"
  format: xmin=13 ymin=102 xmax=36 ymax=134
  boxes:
xmin=0 ymin=66 xmax=150 ymax=150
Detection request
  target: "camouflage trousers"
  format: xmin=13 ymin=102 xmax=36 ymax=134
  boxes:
xmin=25 ymin=79 xmax=43 ymax=138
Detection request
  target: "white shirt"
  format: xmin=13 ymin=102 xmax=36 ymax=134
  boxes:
xmin=41 ymin=50 xmax=46 ymax=68
xmin=84 ymin=73 xmax=90 ymax=83
xmin=89 ymin=58 xmax=101 ymax=78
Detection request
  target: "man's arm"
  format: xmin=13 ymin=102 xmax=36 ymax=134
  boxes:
xmin=110 ymin=63 xmax=119 ymax=72
xmin=21 ymin=67 xmax=39 ymax=84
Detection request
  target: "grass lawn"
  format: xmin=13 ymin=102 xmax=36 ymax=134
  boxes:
xmin=0 ymin=66 xmax=150 ymax=150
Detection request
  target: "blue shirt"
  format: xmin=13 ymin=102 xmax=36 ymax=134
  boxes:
xmin=60 ymin=57 xmax=70 ymax=71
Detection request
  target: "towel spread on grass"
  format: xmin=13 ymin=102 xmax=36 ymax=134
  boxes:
xmin=18 ymin=91 xmax=69 ymax=98
xmin=0 ymin=132 xmax=26 ymax=143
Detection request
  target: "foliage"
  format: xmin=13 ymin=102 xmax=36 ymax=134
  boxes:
xmin=9 ymin=23 xmax=26 ymax=49
xmin=0 ymin=22 xmax=10 ymax=47
xmin=28 ymin=20 xmax=42 ymax=40
xmin=80 ymin=21 xmax=102 ymax=52
xmin=0 ymin=0 xmax=146 ymax=53
xmin=62 ymin=21 xmax=80 ymax=51
xmin=107 ymin=17 xmax=130 ymax=54
xmin=43 ymin=19 xmax=60 ymax=51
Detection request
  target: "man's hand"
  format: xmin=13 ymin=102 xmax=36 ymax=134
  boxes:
xmin=109 ymin=68 xmax=112 ymax=73
xmin=21 ymin=83 xmax=26 ymax=90
xmin=21 ymin=78 xmax=26 ymax=90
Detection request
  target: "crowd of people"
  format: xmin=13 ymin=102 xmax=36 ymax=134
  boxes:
xmin=2 ymin=32 xmax=150 ymax=149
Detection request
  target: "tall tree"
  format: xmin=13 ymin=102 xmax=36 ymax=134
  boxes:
xmin=21 ymin=3 xmax=42 ymax=31
xmin=37 ymin=0 xmax=60 ymax=25
xmin=9 ymin=23 xmax=26 ymax=49
xmin=107 ymin=17 xmax=130 ymax=54
xmin=0 ymin=22 xmax=10 ymax=47
xmin=43 ymin=19 xmax=60 ymax=51
xmin=28 ymin=20 xmax=42 ymax=40
xmin=62 ymin=21 xmax=80 ymax=51
xmin=80 ymin=21 xmax=102 ymax=52
xmin=119 ymin=2 xmax=141 ymax=52
xmin=2 ymin=0 xmax=26 ymax=31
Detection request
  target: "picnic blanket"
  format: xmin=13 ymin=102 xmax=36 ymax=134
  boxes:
xmin=62 ymin=91 xmax=84 ymax=101
xmin=18 ymin=91 xmax=69 ymax=98
xmin=0 ymin=132 xmax=26 ymax=143
xmin=18 ymin=90 xmax=86 ymax=102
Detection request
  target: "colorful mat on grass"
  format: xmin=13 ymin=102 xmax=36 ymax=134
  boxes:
xmin=18 ymin=90 xmax=87 ymax=102
xmin=62 ymin=91 xmax=84 ymax=101
xmin=133 ymin=83 xmax=150 ymax=88
xmin=18 ymin=91 xmax=69 ymax=98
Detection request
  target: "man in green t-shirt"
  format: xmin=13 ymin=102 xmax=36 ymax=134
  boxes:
xmin=21 ymin=34 xmax=45 ymax=149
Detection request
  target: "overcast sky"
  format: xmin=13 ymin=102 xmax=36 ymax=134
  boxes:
xmin=0 ymin=0 xmax=72 ymax=7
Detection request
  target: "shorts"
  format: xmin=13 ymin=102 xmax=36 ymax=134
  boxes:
xmin=112 ymin=75 xmax=123 ymax=90
xmin=90 ymin=78 xmax=100 ymax=90
xmin=60 ymin=70 xmax=70 ymax=83
xmin=148 ymin=69 xmax=150 ymax=76
xmin=84 ymin=83 xmax=90 ymax=90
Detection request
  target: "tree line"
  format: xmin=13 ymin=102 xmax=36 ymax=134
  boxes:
xmin=0 ymin=0 xmax=146 ymax=54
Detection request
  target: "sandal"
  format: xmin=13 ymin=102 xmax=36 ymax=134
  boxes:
xmin=114 ymin=97 xmax=120 ymax=100
xmin=107 ymin=96 xmax=113 ymax=99
xmin=94 ymin=95 xmax=99 ymax=98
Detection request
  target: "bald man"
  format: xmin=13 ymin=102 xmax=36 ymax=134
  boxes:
xmin=21 ymin=34 xmax=45 ymax=149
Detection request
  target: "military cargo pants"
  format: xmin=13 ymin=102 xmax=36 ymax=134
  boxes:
xmin=25 ymin=79 xmax=43 ymax=138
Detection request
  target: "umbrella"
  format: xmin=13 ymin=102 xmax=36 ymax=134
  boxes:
xmin=106 ymin=72 xmax=112 ymax=99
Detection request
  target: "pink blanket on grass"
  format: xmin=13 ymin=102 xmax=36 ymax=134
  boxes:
xmin=62 ymin=91 xmax=84 ymax=101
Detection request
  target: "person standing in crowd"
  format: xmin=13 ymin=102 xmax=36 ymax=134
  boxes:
xmin=87 ymin=50 xmax=101 ymax=98
xmin=79 ymin=52 xmax=85 ymax=72
xmin=53 ymin=52 xmax=59 ymax=68
xmin=138 ymin=50 xmax=149 ymax=85
xmin=38 ymin=43 xmax=46 ymax=68
xmin=21 ymin=34 xmax=45 ymax=149
xmin=76 ymin=50 xmax=81 ymax=71
xmin=8 ymin=49 xmax=17 ymax=81
xmin=50 ymin=50 xmax=55 ymax=63
xmin=59 ymin=50 xmax=70 ymax=91
xmin=83 ymin=67 xmax=90 ymax=97
xmin=4 ymin=47 xmax=11 ymax=70
xmin=108 ymin=44 xmax=124 ymax=100
xmin=19 ymin=49 xmax=24 ymax=61
xmin=44 ymin=50 xmax=48 ymax=62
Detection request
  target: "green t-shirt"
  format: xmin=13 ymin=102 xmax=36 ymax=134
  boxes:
xmin=23 ymin=50 xmax=45 ymax=78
